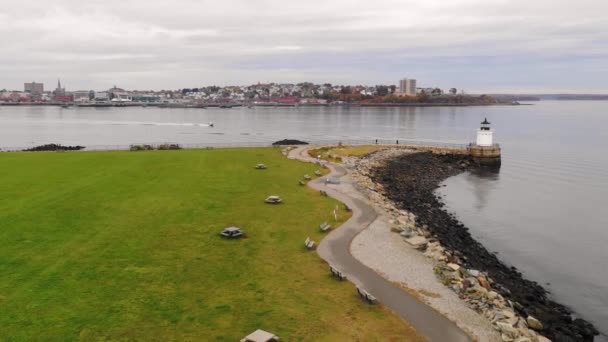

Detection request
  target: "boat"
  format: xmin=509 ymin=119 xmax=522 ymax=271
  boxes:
xmin=208 ymin=122 xmax=214 ymax=127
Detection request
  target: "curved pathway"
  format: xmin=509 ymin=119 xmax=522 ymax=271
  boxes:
xmin=289 ymin=146 xmax=471 ymax=342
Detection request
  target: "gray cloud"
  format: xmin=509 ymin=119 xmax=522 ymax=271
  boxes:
xmin=1 ymin=0 xmax=607 ymax=92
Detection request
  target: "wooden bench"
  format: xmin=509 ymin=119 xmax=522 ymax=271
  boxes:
xmin=314 ymin=170 xmax=322 ymax=176
xmin=319 ymin=190 xmax=328 ymax=197
xmin=357 ymin=287 xmax=377 ymax=304
xmin=298 ymin=180 xmax=306 ymax=186
xmin=329 ymin=265 xmax=346 ymax=280
xmin=303 ymin=174 xmax=312 ymax=180
xmin=319 ymin=222 xmax=332 ymax=232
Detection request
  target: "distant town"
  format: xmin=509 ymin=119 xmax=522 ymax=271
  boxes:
xmin=0 ymin=78 xmax=506 ymax=107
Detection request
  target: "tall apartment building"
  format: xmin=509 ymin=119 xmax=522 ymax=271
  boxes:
xmin=398 ymin=78 xmax=417 ymax=96
xmin=24 ymin=82 xmax=44 ymax=95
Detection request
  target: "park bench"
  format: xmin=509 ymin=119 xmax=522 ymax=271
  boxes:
xmin=304 ymin=237 xmax=316 ymax=250
xmin=329 ymin=265 xmax=346 ymax=280
xmin=357 ymin=287 xmax=377 ymax=304
xmin=298 ymin=180 xmax=306 ymax=186
xmin=319 ymin=222 xmax=332 ymax=232
xmin=319 ymin=190 xmax=328 ymax=197
xmin=314 ymin=170 xmax=322 ymax=176
xmin=255 ymin=164 xmax=267 ymax=169
xmin=303 ymin=174 xmax=312 ymax=180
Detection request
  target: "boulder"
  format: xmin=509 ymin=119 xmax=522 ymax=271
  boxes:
xmin=501 ymin=334 xmax=514 ymax=342
xmin=468 ymin=269 xmax=481 ymax=277
xmin=526 ymin=316 xmax=543 ymax=331
xmin=478 ymin=276 xmax=491 ymax=290
xmin=496 ymin=321 xmax=520 ymax=341
xmin=397 ymin=215 xmax=409 ymax=225
xmin=447 ymin=263 xmax=461 ymax=271
xmin=502 ymin=309 xmax=515 ymax=319
xmin=390 ymin=226 xmax=403 ymax=233
xmin=536 ymin=335 xmax=551 ymax=342
xmin=405 ymin=236 xmax=427 ymax=248
xmin=505 ymin=316 xmax=519 ymax=327
xmin=513 ymin=337 xmax=531 ymax=342
xmin=487 ymin=291 xmax=498 ymax=300
xmin=493 ymin=299 xmax=505 ymax=308
xmin=465 ymin=277 xmax=480 ymax=288
xmin=493 ymin=311 xmax=506 ymax=323
xmin=515 ymin=318 xmax=528 ymax=330
xmin=424 ymin=249 xmax=447 ymax=261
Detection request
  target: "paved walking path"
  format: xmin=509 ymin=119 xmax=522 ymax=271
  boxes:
xmin=289 ymin=146 xmax=471 ymax=342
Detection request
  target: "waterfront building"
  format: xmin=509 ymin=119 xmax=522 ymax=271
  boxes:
xmin=94 ymin=91 xmax=110 ymax=102
xmin=111 ymin=93 xmax=132 ymax=102
xmin=399 ymin=78 xmax=417 ymax=96
xmin=73 ymin=90 xmax=92 ymax=102
xmin=54 ymin=79 xmax=66 ymax=97
xmin=132 ymin=94 xmax=161 ymax=102
xmin=24 ymin=82 xmax=44 ymax=95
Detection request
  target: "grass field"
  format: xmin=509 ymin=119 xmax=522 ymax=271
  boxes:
xmin=0 ymin=148 xmax=421 ymax=341
xmin=308 ymin=145 xmax=386 ymax=162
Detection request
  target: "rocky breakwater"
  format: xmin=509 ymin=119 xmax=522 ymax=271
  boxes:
xmin=358 ymin=151 xmax=598 ymax=342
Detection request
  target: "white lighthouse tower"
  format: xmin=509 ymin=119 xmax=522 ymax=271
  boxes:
xmin=469 ymin=117 xmax=501 ymax=166
xmin=476 ymin=118 xmax=493 ymax=146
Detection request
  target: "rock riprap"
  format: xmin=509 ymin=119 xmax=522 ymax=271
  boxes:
xmin=361 ymin=151 xmax=599 ymax=342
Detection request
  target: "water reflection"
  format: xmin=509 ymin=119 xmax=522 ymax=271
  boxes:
xmin=467 ymin=168 xmax=500 ymax=210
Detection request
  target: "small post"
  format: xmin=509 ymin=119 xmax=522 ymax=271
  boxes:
xmin=396 ymin=140 xmax=399 ymax=145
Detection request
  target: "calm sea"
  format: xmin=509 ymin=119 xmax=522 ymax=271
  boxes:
xmin=1 ymin=102 xmax=607 ymax=338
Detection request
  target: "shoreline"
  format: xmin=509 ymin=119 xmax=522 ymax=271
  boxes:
xmin=0 ymin=102 xmax=522 ymax=108
xmin=363 ymin=149 xmax=599 ymax=341
xmin=287 ymin=146 xmax=473 ymax=341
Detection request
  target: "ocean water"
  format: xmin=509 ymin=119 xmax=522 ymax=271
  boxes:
xmin=1 ymin=101 xmax=606 ymax=338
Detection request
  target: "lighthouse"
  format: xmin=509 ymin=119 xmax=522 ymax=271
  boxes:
xmin=468 ymin=117 xmax=501 ymax=167
xmin=476 ymin=118 xmax=493 ymax=146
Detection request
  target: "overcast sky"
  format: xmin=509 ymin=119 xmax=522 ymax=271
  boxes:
xmin=2 ymin=0 xmax=607 ymax=93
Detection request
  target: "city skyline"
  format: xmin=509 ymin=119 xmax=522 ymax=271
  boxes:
xmin=2 ymin=0 xmax=607 ymax=93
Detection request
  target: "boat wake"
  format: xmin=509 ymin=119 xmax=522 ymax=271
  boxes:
xmin=27 ymin=120 xmax=215 ymax=127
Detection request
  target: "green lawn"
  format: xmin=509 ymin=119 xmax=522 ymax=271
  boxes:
xmin=0 ymin=148 xmax=421 ymax=341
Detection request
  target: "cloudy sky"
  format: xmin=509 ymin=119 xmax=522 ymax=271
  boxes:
xmin=2 ymin=0 xmax=607 ymax=93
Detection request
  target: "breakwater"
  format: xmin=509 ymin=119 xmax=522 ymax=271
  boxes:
xmin=370 ymin=151 xmax=598 ymax=342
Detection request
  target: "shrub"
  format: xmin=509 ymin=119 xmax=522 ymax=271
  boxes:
xmin=130 ymin=145 xmax=145 ymax=151
xmin=24 ymin=144 xmax=85 ymax=152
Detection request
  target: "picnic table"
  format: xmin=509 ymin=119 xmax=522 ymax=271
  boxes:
xmin=220 ymin=226 xmax=244 ymax=238
xmin=265 ymin=195 xmax=282 ymax=204
xmin=241 ymin=329 xmax=279 ymax=342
